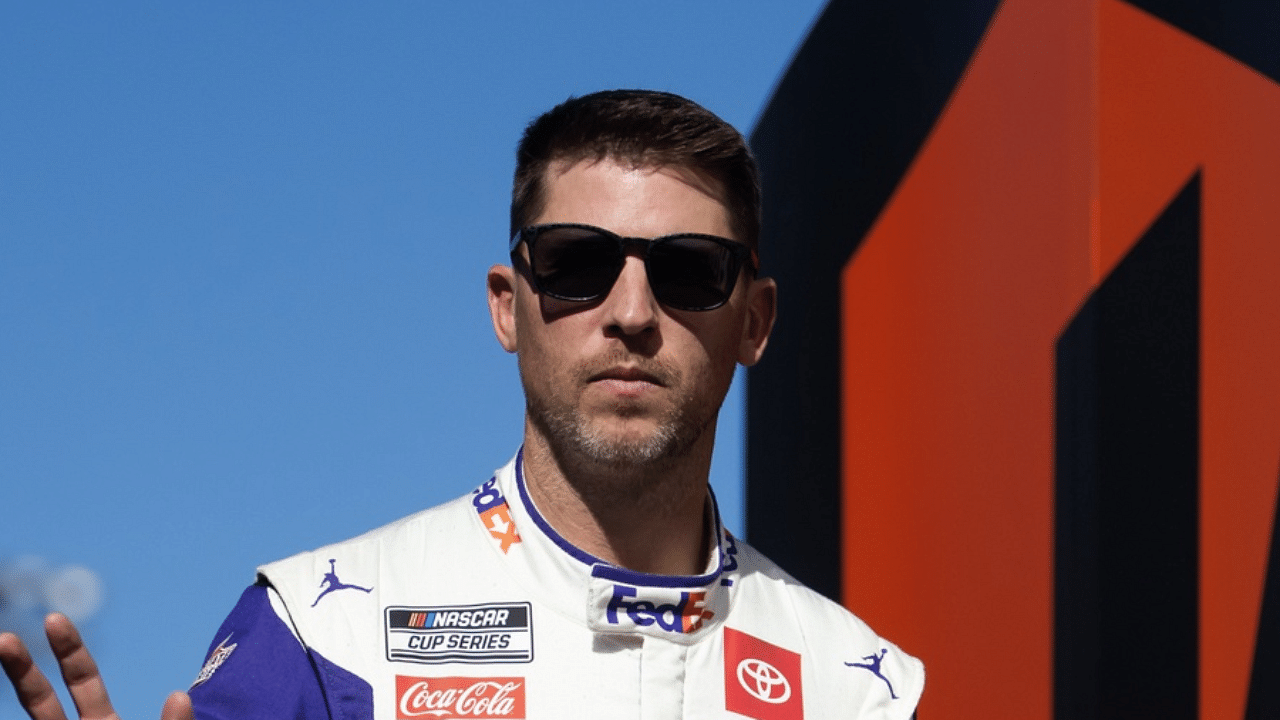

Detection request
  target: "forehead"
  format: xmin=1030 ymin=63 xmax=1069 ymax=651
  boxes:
xmin=536 ymin=158 xmax=734 ymax=240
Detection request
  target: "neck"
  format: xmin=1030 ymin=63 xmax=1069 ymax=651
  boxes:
xmin=519 ymin=426 xmax=715 ymax=576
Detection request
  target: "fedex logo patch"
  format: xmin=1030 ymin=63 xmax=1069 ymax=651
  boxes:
xmin=472 ymin=478 xmax=520 ymax=553
xmin=605 ymin=584 xmax=713 ymax=634
xmin=724 ymin=627 xmax=803 ymax=720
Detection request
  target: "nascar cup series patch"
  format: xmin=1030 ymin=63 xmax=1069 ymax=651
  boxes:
xmin=385 ymin=603 xmax=534 ymax=664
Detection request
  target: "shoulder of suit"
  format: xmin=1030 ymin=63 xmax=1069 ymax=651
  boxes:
xmin=257 ymin=492 xmax=477 ymax=596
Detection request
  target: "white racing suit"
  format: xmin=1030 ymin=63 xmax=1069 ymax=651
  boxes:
xmin=188 ymin=451 xmax=924 ymax=719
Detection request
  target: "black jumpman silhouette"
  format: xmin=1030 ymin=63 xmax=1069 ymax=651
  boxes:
xmin=312 ymin=559 xmax=373 ymax=607
xmin=846 ymin=648 xmax=899 ymax=699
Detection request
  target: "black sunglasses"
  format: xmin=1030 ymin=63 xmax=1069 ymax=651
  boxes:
xmin=510 ymin=223 xmax=757 ymax=311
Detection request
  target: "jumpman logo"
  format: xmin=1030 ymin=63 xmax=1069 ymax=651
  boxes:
xmin=311 ymin=559 xmax=373 ymax=607
xmin=846 ymin=648 xmax=899 ymax=699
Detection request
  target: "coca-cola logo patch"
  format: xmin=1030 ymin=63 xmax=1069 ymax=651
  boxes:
xmin=395 ymin=675 xmax=526 ymax=719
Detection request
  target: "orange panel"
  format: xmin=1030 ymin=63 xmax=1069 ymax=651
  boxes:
xmin=1099 ymin=3 xmax=1280 ymax=719
xmin=841 ymin=1 xmax=1280 ymax=718
xmin=840 ymin=1 xmax=1094 ymax=718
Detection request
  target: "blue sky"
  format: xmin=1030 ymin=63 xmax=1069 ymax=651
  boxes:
xmin=1 ymin=2 xmax=827 ymax=716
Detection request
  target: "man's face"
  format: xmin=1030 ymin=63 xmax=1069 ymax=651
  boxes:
xmin=488 ymin=157 xmax=775 ymax=470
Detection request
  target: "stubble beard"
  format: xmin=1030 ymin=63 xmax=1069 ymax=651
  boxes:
xmin=531 ymin=395 xmax=704 ymax=467
xmin=522 ymin=365 xmax=724 ymax=506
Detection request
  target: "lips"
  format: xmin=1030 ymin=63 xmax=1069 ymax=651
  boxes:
xmin=590 ymin=366 xmax=665 ymax=386
xmin=587 ymin=365 xmax=667 ymax=399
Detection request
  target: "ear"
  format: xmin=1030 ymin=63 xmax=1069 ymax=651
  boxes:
xmin=737 ymin=276 xmax=777 ymax=366
xmin=487 ymin=264 xmax=519 ymax=353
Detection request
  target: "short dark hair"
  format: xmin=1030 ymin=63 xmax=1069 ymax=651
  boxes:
xmin=511 ymin=89 xmax=761 ymax=249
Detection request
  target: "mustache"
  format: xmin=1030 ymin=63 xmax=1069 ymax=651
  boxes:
xmin=581 ymin=351 xmax=679 ymax=387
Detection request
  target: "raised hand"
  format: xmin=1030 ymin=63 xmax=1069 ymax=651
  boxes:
xmin=0 ymin=613 xmax=192 ymax=720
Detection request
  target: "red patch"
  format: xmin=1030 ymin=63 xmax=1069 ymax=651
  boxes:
xmin=395 ymin=675 xmax=525 ymax=719
xmin=724 ymin=628 xmax=803 ymax=720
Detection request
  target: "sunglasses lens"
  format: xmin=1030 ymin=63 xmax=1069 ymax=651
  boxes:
xmin=531 ymin=227 xmax=622 ymax=301
xmin=648 ymin=237 xmax=739 ymax=310
xmin=523 ymin=225 xmax=744 ymax=310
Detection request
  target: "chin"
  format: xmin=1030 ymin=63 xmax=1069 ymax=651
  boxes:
xmin=528 ymin=395 xmax=713 ymax=470
xmin=577 ymin=426 xmax=680 ymax=466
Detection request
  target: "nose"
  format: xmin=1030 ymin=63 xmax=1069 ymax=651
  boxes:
xmin=602 ymin=255 xmax=660 ymax=337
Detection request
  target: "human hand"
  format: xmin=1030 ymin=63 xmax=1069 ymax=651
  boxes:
xmin=0 ymin=613 xmax=192 ymax=720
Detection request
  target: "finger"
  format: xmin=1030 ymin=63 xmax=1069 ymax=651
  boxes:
xmin=0 ymin=631 xmax=71 ymax=720
xmin=160 ymin=691 xmax=193 ymax=720
xmin=43 ymin=614 xmax=118 ymax=720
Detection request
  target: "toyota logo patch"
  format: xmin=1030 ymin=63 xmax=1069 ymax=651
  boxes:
xmin=737 ymin=658 xmax=792 ymax=703
xmin=723 ymin=627 xmax=803 ymax=720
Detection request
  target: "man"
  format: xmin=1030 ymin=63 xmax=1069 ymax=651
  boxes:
xmin=1 ymin=90 xmax=923 ymax=719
